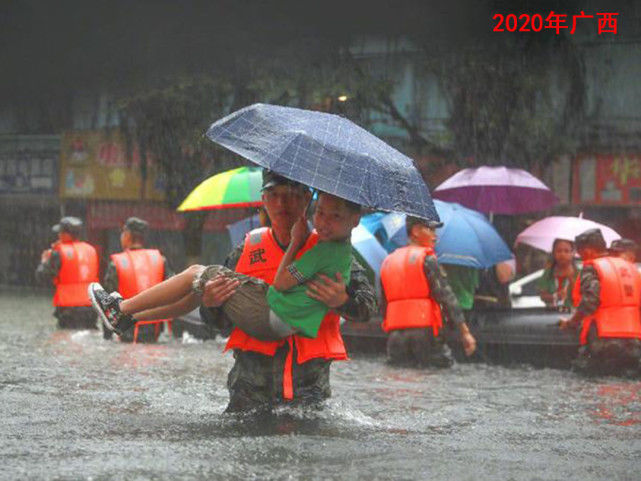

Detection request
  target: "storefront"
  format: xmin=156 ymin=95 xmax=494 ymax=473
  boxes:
xmin=0 ymin=135 xmax=61 ymax=286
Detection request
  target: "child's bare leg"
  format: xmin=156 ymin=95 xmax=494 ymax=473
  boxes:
xmin=120 ymin=265 xmax=204 ymax=315
xmin=132 ymin=292 xmax=201 ymax=321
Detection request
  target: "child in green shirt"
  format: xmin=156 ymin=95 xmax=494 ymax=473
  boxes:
xmin=89 ymin=192 xmax=360 ymax=341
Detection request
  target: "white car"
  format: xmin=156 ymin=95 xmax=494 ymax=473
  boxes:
xmin=509 ymin=263 xmax=641 ymax=309
xmin=509 ymin=269 xmax=546 ymax=309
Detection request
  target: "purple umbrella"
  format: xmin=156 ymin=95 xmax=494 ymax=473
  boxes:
xmin=515 ymin=215 xmax=621 ymax=253
xmin=433 ymin=166 xmax=558 ymax=215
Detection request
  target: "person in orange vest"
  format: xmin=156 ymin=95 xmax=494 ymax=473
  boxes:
xmin=90 ymin=193 xmax=360 ymax=344
xmin=35 ymin=216 xmax=99 ymax=329
xmin=560 ymin=229 xmax=641 ymax=375
xmin=197 ymin=170 xmax=378 ymax=413
xmin=101 ymin=217 xmax=174 ymax=342
xmin=380 ymin=216 xmax=477 ymax=367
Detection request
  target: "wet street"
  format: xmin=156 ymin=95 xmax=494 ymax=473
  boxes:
xmin=2 ymin=291 xmax=640 ymax=480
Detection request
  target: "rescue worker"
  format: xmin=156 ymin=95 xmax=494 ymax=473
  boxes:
xmin=380 ymin=216 xmax=477 ymax=367
xmin=36 ymin=216 xmax=99 ymax=329
xmin=610 ymin=238 xmax=638 ymax=264
xmin=560 ymin=229 xmax=641 ymax=376
xmin=102 ymin=217 xmax=174 ymax=342
xmin=199 ymin=170 xmax=378 ymax=413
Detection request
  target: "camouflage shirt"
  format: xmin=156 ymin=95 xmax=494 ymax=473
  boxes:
xmin=201 ymin=241 xmax=378 ymax=335
xmin=575 ymin=265 xmax=601 ymax=317
xmin=380 ymin=253 xmax=465 ymax=327
xmin=35 ymin=250 xmax=62 ymax=284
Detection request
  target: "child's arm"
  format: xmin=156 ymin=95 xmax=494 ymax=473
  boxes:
xmin=272 ymin=216 xmax=309 ymax=292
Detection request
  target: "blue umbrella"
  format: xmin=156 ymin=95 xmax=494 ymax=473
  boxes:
xmin=206 ymin=103 xmax=439 ymax=221
xmin=362 ymin=201 xmax=513 ymax=269
xmin=350 ymin=224 xmax=388 ymax=288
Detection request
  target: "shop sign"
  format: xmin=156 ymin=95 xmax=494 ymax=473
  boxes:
xmin=0 ymin=135 xmax=59 ymax=194
xmin=573 ymin=154 xmax=641 ymax=205
xmin=60 ymin=130 xmax=165 ymax=200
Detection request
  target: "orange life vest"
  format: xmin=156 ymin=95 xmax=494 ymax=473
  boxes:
xmin=572 ymin=272 xmax=582 ymax=308
xmin=579 ymin=256 xmax=641 ymax=345
xmin=224 ymin=227 xmax=348 ymax=400
xmin=111 ymin=249 xmax=165 ymax=299
xmin=380 ymin=245 xmax=443 ymax=336
xmin=53 ymin=241 xmax=99 ymax=307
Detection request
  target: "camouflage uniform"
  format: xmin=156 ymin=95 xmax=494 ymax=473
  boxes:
xmin=36 ymin=250 xmax=98 ymax=330
xmin=382 ymin=254 xmax=465 ymax=368
xmin=103 ymin=249 xmax=174 ymax=343
xmin=200 ymin=242 xmax=378 ymax=412
xmin=572 ymin=263 xmax=641 ymax=376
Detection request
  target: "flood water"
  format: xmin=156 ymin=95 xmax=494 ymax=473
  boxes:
xmin=2 ymin=291 xmax=640 ymax=480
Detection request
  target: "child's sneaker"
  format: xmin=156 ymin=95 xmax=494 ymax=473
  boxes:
xmin=88 ymin=283 xmax=135 ymax=336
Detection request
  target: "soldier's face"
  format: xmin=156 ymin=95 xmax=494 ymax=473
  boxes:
xmin=262 ymin=185 xmax=311 ymax=229
xmin=620 ymin=251 xmax=636 ymax=263
xmin=120 ymin=229 xmax=132 ymax=249
xmin=59 ymin=232 xmax=74 ymax=243
xmin=577 ymin=246 xmax=597 ymax=260
xmin=410 ymin=224 xmax=437 ymax=248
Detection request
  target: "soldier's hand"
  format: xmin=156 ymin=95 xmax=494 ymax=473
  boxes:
xmin=201 ymin=275 xmax=240 ymax=308
xmin=559 ymin=317 xmax=571 ymax=330
xmin=461 ymin=331 xmax=477 ymax=356
xmin=40 ymin=249 xmax=52 ymax=263
xmin=306 ymin=272 xmax=349 ymax=308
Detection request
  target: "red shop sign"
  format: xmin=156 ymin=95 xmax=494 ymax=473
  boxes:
xmin=573 ymin=154 xmax=641 ymax=205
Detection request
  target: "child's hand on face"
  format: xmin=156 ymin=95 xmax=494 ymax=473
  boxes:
xmin=290 ymin=215 xmax=309 ymax=248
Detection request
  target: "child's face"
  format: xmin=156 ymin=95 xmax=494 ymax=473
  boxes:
xmin=312 ymin=194 xmax=360 ymax=242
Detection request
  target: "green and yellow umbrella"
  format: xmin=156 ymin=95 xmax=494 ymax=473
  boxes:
xmin=177 ymin=166 xmax=263 ymax=212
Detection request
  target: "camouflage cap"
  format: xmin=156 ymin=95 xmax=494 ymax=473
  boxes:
xmin=261 ymin=169 xmax=306 ymax=191
xmin=52 ymin=216 xmax=83 ymax=235
xmin=610 ymin=238 xmax=638 ymax=252
xmin=575 ymin=228 xmax=606 ymax=250
xmin=123 ymin=217 xmax=149 ymax=236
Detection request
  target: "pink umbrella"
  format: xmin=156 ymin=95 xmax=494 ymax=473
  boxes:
xmin=515 ymin=216 xmax=621 ymax=253
xmin=433 ymin=166 xmax=558 ymax=214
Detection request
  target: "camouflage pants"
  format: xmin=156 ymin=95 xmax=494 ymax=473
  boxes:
xmin=386 ymin=327 xmax=454 ymax=368
xmin=54 ymin=307 xmax=98 ymax=330
xmin=573 ymin=337 xmax=641 ymax=376
xmin=225 ymin=346 xmax=332 ymax=413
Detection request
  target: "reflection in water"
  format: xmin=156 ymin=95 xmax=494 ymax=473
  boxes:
xmin=588 ymin=382 xmax=641 ymax=426
xmin=1 ymin=291 xmax=641 ymax=480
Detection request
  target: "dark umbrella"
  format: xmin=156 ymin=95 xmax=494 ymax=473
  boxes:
xmin=206 ymin=103 xmax=439 ymax=221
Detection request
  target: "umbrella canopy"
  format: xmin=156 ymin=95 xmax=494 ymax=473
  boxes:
xmin=362 ymin=200 xmax=513 ymax=268
xmin=351 ymin=224 xmax=388 ymax=287
xmin=515 ymin=216 xmax=621 ymax=253
xmin=433 ymin=166 xmax=558 ymax=214
xmin=206 ymin=103 xmax=439 ymax=221
xmin=177 ymin=166 xmax=263 ymax=212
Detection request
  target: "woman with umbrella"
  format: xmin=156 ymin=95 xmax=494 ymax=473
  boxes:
xmin=537 ymin=239 xmax=578 ymax=312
